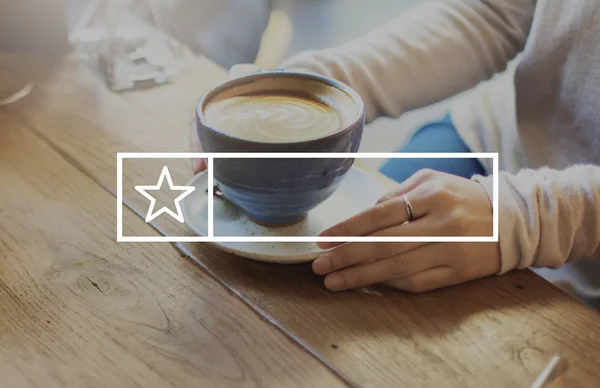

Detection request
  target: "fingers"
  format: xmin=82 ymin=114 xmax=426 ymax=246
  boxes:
xmin=312 ymin=167 xmax=499 ymax=292
xmin=369 ymin=216 xmax=450 ymax=238
xmin=229 ymin=64 xmax=262 ymax=79
xmin=384 ymin=267 xmax=456 ymax=293
xmin=313 ymin=240 xmax=427 ymax=275
xmin=314 ymin=216 xmax=451 ymax=276
xmin=376 ymin=168 xmax=440 ymax=204
xmin=318 ymin=191 xmax=425 ymax=249
xmin=322 ymin=243 xmax=451 ymax=291
xmin=318 ymin=169 xmax=454 ymax=249
xmin=192 ymin=158 xmax=206 ymax=175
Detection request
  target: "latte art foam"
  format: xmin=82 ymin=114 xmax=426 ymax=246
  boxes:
xmin=205 ymin=94 xmax=343 ymax=143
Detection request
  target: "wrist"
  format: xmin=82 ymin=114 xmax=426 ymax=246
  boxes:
xmin=471 ymin=173 xmax=520 ymax=275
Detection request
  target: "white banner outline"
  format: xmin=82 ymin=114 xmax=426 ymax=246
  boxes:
xmin=117 ymin=152 xmax=499 ymax=243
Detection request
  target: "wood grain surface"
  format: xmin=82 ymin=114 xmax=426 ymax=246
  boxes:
xmin=2 ymin=52 xmax=600 ymax=387
xmin=0 ymin=111 xmax=344 ymax=387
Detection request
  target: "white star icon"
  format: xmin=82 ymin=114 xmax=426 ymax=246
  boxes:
xmin=135 ymin=166 xmax=195 ymax=224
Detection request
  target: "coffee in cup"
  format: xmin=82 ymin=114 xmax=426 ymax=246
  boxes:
xmin=204 ymin=93 xmax=343 ymax=143
xmin=196 ymin=71 xmax=365 ymax=226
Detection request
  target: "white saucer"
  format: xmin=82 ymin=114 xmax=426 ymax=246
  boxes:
xmin=181 ymin=166 xmax=384 ymax=263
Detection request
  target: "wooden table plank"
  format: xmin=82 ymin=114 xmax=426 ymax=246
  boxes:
xmin=4 ymin=52 xmax=600 ymax=387
xmin=0 ymin=111 xmax=344 ymax=388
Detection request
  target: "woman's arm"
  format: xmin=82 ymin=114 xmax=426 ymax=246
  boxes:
xmin=473 ymin=165 xmax=600 ymax=273
xmin=281 ymin=0 xmax=536 ymax=123
xmin=309 ymin=164 xmax=600 ymax=293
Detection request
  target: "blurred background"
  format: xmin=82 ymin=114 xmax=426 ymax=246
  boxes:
xmin=2 ymin=0 xmax=448 ymax=156
xmin=61 ymin=0 xmax=447 ymax=156
xmin=63 ymin=0 xmax=425 ymax=69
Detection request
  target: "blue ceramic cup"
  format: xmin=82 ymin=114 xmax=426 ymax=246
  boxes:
xmin=196 ymin=71 xmax=365 ymax=226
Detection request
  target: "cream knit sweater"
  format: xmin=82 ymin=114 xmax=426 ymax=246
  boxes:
xmin=281 ymin=0 xmax=600 ymax=274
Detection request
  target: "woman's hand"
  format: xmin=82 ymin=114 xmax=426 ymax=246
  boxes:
xmin=191 ymin=64 xmax=263 ymax=174
xmin=313 ymin=169 xmax=500 ymax=292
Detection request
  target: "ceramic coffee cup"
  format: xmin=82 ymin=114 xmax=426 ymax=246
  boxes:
xmin=196 ymin=70 xmax=365 ymax=226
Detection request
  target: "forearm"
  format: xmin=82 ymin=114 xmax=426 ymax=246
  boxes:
xmin=282 ymin=0 xmax=535 ymax=123
xmin=474 ymin=165 xmax=600 ymax=272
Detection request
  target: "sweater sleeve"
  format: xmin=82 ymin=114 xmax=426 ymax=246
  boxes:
xmin=280 ymin=0 xmax=536 ymax=123
xmin=472 ymin=165 xmax=600 ymax=273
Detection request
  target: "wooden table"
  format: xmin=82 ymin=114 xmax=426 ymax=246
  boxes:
xmin=1 ymin=51 xmax=599 ymax=388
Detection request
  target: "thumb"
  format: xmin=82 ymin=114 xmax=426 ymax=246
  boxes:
xmin=192 ymin=157 xmax=206 ymax=175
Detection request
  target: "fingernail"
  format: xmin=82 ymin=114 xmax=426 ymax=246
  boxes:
xmin=325 ymin=274 xmax=345 ymax=291
xmin=312 ymin=255 xmax=332 ymax=274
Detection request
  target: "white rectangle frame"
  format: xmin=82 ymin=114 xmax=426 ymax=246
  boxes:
xmin=117 ymin=152 xmax=498 ymax=243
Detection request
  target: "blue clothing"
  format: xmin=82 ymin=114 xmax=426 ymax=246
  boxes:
xmin=379 ymin=115 xmax=487 ymax=183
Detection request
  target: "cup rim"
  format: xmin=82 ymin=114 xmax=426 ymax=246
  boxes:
xmin=196 ymin=70 xmax=365 ymax=146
